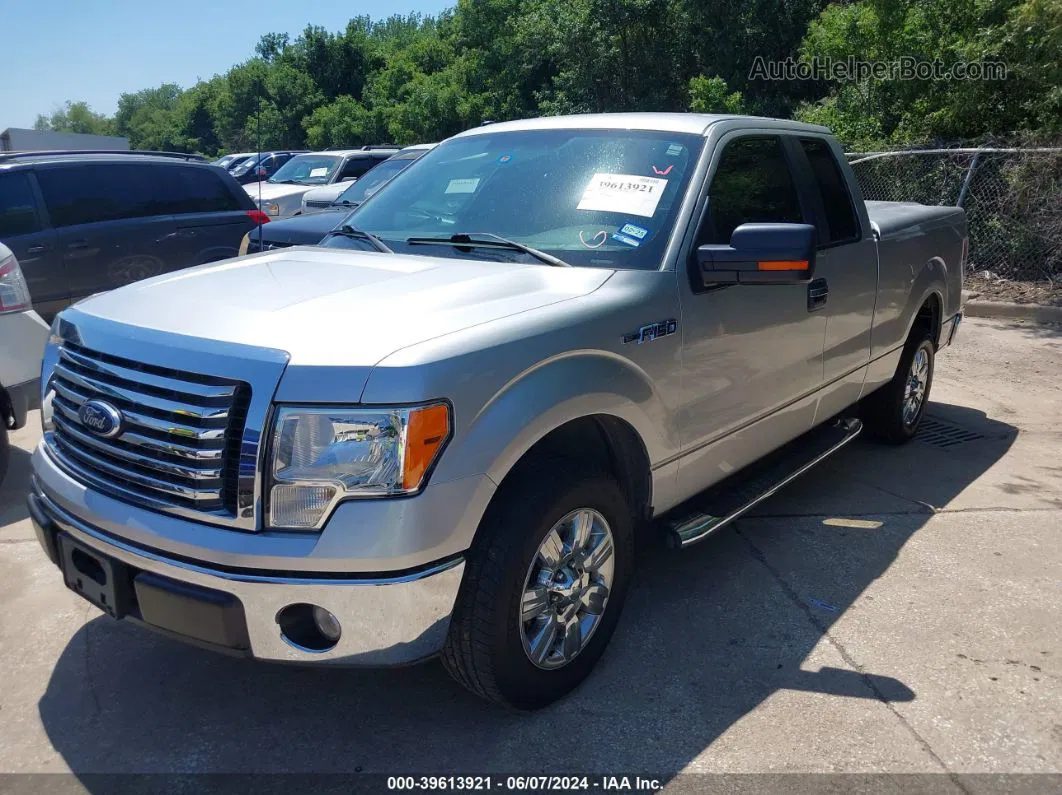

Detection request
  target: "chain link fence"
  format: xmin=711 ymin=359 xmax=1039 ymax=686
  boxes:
xmin=846 ymin=148 xmax=1062 ymax=282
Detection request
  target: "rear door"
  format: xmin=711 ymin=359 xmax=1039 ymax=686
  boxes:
xmin=0 ymin=169 xmax=64 ymax=317
xmin=35 ymin=162 xmax=179 ymax=302
xmin=160 ymin=165 xmax=256 ymax=265
xmin=787 ymin=136 xmax=878 ymax=416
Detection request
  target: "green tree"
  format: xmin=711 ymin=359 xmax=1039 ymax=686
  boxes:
xmin=689 ymin=76 xmax=745 ymax=114
xmin=33 ymin=101 xmax=115 ymax=136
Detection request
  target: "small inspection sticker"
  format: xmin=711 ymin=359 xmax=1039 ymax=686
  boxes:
xmin=620 ymin=223 xmax=648 ymax=240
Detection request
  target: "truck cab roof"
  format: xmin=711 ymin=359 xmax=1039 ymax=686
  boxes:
xmin=458 ymin=112 xmax=832 ymax=138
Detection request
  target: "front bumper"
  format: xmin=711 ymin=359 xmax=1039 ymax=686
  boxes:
xmin=28 ymin=482 xmax=465 ymax=666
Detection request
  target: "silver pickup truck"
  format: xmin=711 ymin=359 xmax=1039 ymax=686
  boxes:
xmin=28 ymin=113 xmax=966 ymax=709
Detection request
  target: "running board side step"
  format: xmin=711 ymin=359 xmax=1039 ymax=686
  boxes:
xmin=663 ymin=417 xmax=863 ymax=548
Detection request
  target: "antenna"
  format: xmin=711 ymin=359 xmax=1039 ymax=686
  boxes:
xmin=256 ymin=80 xmax=263 ymax=249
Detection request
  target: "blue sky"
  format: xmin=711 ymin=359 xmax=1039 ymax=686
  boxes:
xmin=2 ymin=0 xmax=453 ymax=130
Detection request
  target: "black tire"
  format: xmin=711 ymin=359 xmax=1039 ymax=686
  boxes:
xmin=0 ymin=423 xmax=8 ymax=486
xmin=442 ymin=459 xmax=634 ymax=710
xmin=861 ymin=331 xmax=936 ymax=444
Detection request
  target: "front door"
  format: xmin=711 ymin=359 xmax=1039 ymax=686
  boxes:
xmin=675 ymin=134 xmax=827 ymax=500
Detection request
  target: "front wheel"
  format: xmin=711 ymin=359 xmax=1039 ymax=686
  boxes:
xmin=861 ymin=333 xmax=935 ymax=444
xmin=442 ymin=460 xmax=633 ymax=709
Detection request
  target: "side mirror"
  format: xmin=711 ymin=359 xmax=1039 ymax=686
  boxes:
xmin=697 ymin=223 xmax=816 ymax=286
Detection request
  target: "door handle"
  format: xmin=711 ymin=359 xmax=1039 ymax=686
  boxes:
xmin=26 ymin=244 xmax=47 ymax=255
xmin=808 ymin=278 xmax=829 ymax=312
xmin=66 ymin=240 xmax=90 ymax=250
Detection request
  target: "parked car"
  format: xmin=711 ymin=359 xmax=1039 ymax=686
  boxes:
xmin=229 ymin=150 xmax=307 ymax=185
xmin=240 ymin=145 xmax=438 ymax=254
xmin=0 ymin=150 xmax=269 ymax=320
xmin=210 ymin=152 xmax=254 ymax=170
xmin=28 ymin=114 xmax=966 ymax=710
xmin=0 ymin=241 xmax=48 ymax=484
xmin=247 ymin=147 xmax=399 ymax=218
xmin=299 ymin=144 xmax=434 ymax=213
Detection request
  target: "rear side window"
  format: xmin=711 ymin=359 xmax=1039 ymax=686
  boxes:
xmin=164 ymin=167 xmax=243 ymax=213
xmin=339 ymin=158 xmax=375 ymax=180
xmin=701 ymin=137 xmax=804 ymax=244
xmin=0 ymin=172 xmax=41 ymax=236
xmin=800 ymin=138 xmax=860 ymax=244
xmin=37 ymin=163 xmax=241 ymax=226
xmin=37 ymin=164 xmax=163 ymax=226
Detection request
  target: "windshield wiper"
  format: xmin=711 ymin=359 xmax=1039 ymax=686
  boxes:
xmin=405 ymin=232 xmax=571 ymax=267
xmin=326 ymin=224 xmax=393 ymax=254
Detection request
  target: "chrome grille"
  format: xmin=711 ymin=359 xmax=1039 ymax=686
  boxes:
xmin=48 ymin=343 xmax=250 ymax=521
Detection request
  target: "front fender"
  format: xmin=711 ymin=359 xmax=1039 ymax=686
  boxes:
xmin=457 ymin=350 xmax=670 ymax=486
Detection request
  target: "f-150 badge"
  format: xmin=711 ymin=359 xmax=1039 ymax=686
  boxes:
xmin=623 ymin=319 xmax=678 ymax=344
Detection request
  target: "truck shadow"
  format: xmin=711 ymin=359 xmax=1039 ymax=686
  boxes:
xmin=37 ymin=402 xmax=1016 ymax=779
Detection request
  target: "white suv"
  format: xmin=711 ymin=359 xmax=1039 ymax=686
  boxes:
xmin=0 ymin=242 xmax=48 ymax=483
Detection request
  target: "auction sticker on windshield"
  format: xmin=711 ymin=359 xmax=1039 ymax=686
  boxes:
xmin=309 ymin=167 xmax=329 ymax=177
xmin=446 ymin=178 xmax=481 ymax=194
xmin=577 ymin=173 xmax=667 ymax=218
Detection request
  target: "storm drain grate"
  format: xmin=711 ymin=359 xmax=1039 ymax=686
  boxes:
xmin=916 ymin=416 xmax=987 ymax=448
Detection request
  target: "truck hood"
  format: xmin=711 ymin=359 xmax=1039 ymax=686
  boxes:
xmin=253 ymin=211 xmax=345 ymax=246
xmin=73 ymin=248 xmax=614 ymax=368
xmin=302 ymin=184 xmax=348 ymax=203
xmin=246 ymin=182 xmax=313 ymax=202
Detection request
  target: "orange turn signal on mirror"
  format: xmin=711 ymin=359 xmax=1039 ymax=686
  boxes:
xmin=758 ymin=260 xmax=809 ymax=271
xmin=402 ymin=403 xmax=451 ymax=491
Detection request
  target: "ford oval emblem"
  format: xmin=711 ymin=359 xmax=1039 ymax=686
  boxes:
xmin=78 ymin=400 xmax=123 ymax=439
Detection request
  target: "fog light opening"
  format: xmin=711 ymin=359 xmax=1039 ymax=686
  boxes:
xmin=276 ymin=603 xmax=342 ymax=653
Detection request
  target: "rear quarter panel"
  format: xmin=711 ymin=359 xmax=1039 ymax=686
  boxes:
xmin=866 ymin=201 xmax=966 ymax=359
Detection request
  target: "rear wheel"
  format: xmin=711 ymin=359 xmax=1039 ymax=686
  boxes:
xmin=861 ymin=331 xmax=935 ymax=444
xmin=442 ymin=460 xmax=633 ymax=709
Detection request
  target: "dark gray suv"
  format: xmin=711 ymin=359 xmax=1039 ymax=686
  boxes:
xmin=0 ymin=151 xmax=267 ymax=320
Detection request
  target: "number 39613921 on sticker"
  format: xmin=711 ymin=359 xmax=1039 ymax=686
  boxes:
xmin=577 ymin=172 xmax=668 ymax=218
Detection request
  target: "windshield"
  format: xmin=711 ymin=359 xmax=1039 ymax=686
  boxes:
xmin=333 ymin=157 xmax=419 ymax=205
xmin=326 ymin=130 xmax=703 ymax=269
xmin=269 ymin=154 xmax=341 ymax=185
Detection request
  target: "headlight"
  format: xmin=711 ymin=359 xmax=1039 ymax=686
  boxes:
xmin=267 ymin=403 xmax=451 ymax=529
xmin=261 ymin=201 xmax=281 ymax=216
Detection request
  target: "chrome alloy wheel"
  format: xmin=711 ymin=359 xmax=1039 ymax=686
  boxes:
xmin=519 ymin=508 xmax=615 ymax=670
xmin=903 ymin=346 xmax=931 ymax=426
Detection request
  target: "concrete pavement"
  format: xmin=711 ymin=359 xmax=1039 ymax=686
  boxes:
xmin=0 ymin=317 xmax=1059 ymax=789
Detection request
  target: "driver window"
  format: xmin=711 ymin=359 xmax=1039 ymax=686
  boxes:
xmin=697 ymin=136 xmax=804 ymax=245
